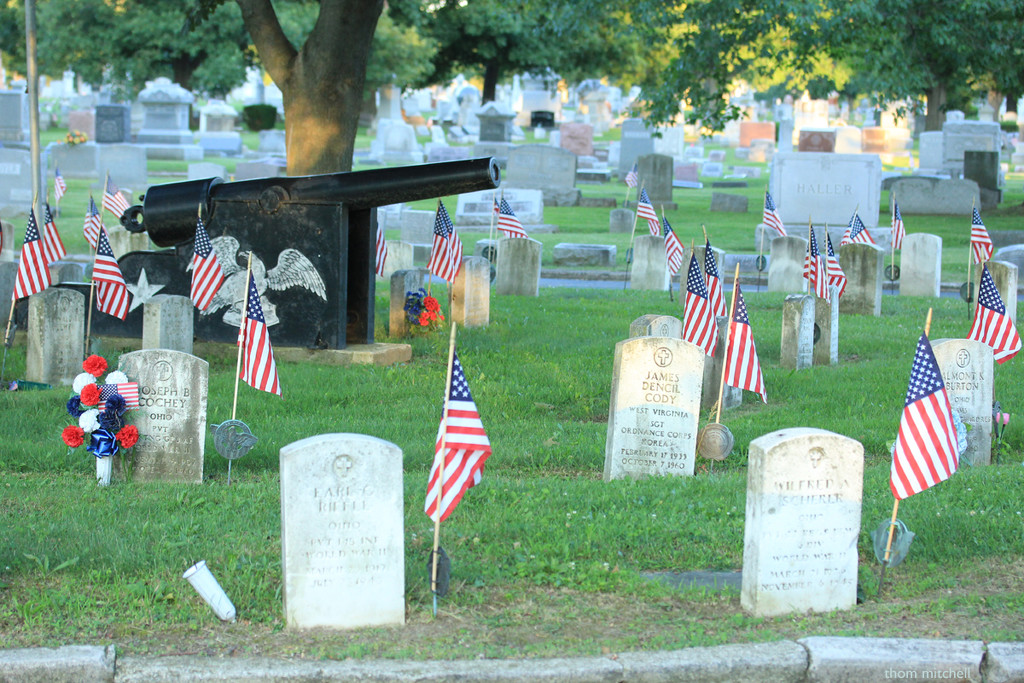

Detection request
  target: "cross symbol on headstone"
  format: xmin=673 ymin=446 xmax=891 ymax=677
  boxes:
xmin=655 ymin=347 xmax=673 ymax=367
xmin=334 ymin=455 xmax=354 ymax=477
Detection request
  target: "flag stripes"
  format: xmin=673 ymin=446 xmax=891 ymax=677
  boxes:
xmin=13 ymin=209 xmax=52 ymax=300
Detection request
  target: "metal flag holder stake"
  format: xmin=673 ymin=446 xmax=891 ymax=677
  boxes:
xmin=871 ymin=518 xmax=915 ymax=569
xmin=209 ymin=420 xmax=258 ymax=485
xmin=0 ymin=318 xmax=16 ymax=387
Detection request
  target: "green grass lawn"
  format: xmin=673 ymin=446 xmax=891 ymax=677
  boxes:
xmin=1 ymin=126 xmax=1022 ymax=658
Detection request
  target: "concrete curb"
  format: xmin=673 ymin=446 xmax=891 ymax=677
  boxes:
xmin=2 ymin=638 xmax=1023 ymax=682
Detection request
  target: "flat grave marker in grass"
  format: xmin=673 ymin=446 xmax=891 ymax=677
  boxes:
xmin=604 ymin=336 xmax=703 ymax=481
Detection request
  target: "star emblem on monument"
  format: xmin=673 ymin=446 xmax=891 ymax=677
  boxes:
xmin=126 ymin=268 xmax=165 ymax=312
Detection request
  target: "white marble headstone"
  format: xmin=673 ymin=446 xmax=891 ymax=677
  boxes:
xmin=931 ymin=339 xmax=994 ymax=466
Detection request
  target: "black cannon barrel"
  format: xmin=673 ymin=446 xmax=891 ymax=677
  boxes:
xmin=133 ymin=157 xmax=500 ymax=248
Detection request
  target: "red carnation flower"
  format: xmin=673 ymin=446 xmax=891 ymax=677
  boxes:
xmin=83 ymin=355 xmax=108 ymax=377
xmin=423 ymin=296 xmax=440 ymax=313
xmin=79 ymin=383 xmax=101 ymax=406
xmin=116 ymin=425 xmax=139 ymax=449
xmin=418 ymin=311 xmax=430 ymax=326
xmin=62 ymin=425 xmax=85 ymax=448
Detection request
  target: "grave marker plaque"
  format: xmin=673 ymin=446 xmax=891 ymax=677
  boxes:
xmin=741 ymin=428 xmax=863 ymax=617
xmin=931 ymin=339 xmax=994 ymax=466
xmin=604 ymin=337 xmax=704 ymax=480
xmin=117 ymin=349 xmax=209 ymax=483
xmin=280 ymin=433 xmax=404 ymax=629
xmin=26 ymin=288 xmax=85 ymax=386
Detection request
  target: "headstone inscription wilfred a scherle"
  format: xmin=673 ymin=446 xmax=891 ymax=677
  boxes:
xmin=741 ymin=428 xmax=864 ymax=618
xmin=280 ymin=433 xmax=404 ymax=629
xmin=604 ymin=337 xmax=704 ymax=480
xmin=117 ymin=349 xmax=209 ymax=483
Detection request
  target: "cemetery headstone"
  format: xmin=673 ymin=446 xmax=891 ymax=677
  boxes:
xmin=452 ymin=256 xmax=489 ymax=328
xmin=767 ymin=236 xmax=808 ymax=293
xmin=559 ymin=122 xmax=595 ymax=157
xmin=604 ymin=337 xmax=704 ymax=480
xmin=279 ymin=433 xmax=405 ymax=629
xmin=552 ymin=243 xmax=615 ymax=267
xmin=1 ymin=219 xmax=14 ymax=262
xmin=0 ymin=148 xmax=36 ymax=216
xmin=839 ymin=243 xmax=884 ymax=316
xmin=931 ymin=339 xmax=994 ymax=466
xmin=833 ymin=126 xmax=863 ymax=154
xmin=710 ymin=193 xmax=748 ymax=213
xmin=770 ymin=153 xmax=881 ymax=229
xmin=748 ymin=139 xmax=776 ymax=164
xmin=861 ymin=127 xmax=886 ymax=153
xmin=505 ymin=145 xmax=579 ymax=207
xmin=813 ymin=290 xmax=839 ymax=366
xmin=94 ymin=104 xmax=132 ymax=144
xmin=0 ymin=90 xmax=29 ymax=143
xmin=636 ymin=153 xmax=674 ymax=204
xmin=971 ymin=260 xmax=1018 ymax=325
xmin=398 ymin=209 xmax=437 ymax=244
xmin=97 ymin=144 xmax=148 ymax=193
xmin=476 ymin=102 xmax=515 ymax=143
xmin=117 ymin=349 xmax=209 ymax=484
xmin=188 ymin=162 xmax=229 ymax=181
xmin=629 ymin=314 xmax=682 ymax=339
xmin=388 ymin=268 xmax=429 ymax=337
xmin=142 ymin=294 xmax=194 ymax=354
xmin=494 ymin=237 xmax=542 ymax=297
xmin=899 ymin=233 xmax=942 ymax=297
xmin=26 ymin=288 xmax=84 ymax=386
xmin=258 ymin=130 xmax=286 ymax=156
xmin=456 ymin=188 xmax=543 ymax=226
xmin=66 ymin=109 xmax=95 ymax=140
xmin=740 ymin=122 xmax=776 ymax=148
xmin=234 ymin=160 xmax=285 ymax=181
xmin=889 ymin=178 xmax=979 ymax=215
xmin=702 ymin=162 xmax=724 ymax=178
xmin=629 ymin=234 xmax=669 ymax=291
xmin=378 ymin=240 xmax=413 ymax=281
xmin=797 ymin=129 xmax=836 ymax=152
xmin=618 ymin=118 xmax=654 ymax=177
xmin=780 ymin=295 xmax=814 ymax=370
xmin=197 ymin=99 xmax=243 ymax=156
xmin=49 ymin=141 xmax=99 ymax=179
xmin=610 ymin=208 xmax=633 ymax=234
xmin=741 ymin=428 xmax=864 ymax=617
xmin=135 ymin=77 xmax=202 ymax=160
xmin=917 ymin=131 xmax=944 ymax=171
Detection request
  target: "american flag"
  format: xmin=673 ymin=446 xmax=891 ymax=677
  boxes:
xmin=41 ymin=202 xmax=67 ymax=265
xmin=968 ymin=265 xmax=1021 ymax=364
xmin=97 ymin=382 xmax=140 ymax=411
xmin=190 ymin=214 xmax=225 ymax=311
xmin=54 ymin=167 xmax=67 ymax=204
xmin=662 ymin=217 xmax=683 ymax=277
xmin=92 ymin=227 xmax=130 ymax=320
xmin=624 ymin=162 xmax=638 ymax=188
xmin=970 ymin=206 xmax=993 ymax=264
xmin=891 ymin=200 xmax=905 ymax=250
xmin=12 ymin=209 xmax=52 ymax=300
xmin=704 ymin=239 xmax=727 ymax=318
xmin=682 ymin=253 xmax=717 ymax=357
xmin=842 ymin=211 xmax=875 ymax=246
xmin=375 ymin=224 xmax=388 ymax=277
xmin=762 ymin=191 xmax=786 ymax=237
xmin=825 ymin=232 xmax=847 ymax=298
xmin=426 ymin=201 xmax=462 ymax=282
xmin=803 ymin=226 xmax=830 ymax=302
xmin=724 ymin=286 xmax=766 ymax=403
xmin=102 ymin=175 xmax=131 ymax=220
xmin=495 ymin=198 xmax=528 ymax=238
xmin=424 ymin=352 xmax=491 ymax=523
xmin=240 ymin=274 xmax=281 ymax=396
xmin=890 ymin=332 xmax=959 ymax=500
xmin=83 ymin=196 xmax=102 ymax=250
xmin=636 ymin=188 xmax=660 ymax=236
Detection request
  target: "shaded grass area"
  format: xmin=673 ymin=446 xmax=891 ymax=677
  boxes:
xmin=1 ymin=284 xmax=1022 ymax=656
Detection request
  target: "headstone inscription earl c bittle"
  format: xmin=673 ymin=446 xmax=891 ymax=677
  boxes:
xmin=604 ymin=337 xmax=704 ymax=481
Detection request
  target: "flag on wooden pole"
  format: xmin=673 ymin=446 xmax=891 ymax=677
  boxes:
xmin=890 ymin=332 xmax=959 ymax=500
xmin=495 ymin=197 xmax=528 ymax=238
xmin=891 ymin=200 xmax=905 ymax=249
xmin=13 ymin=209 xmax=52 ymax=300
xmin=636 ymin=188 xmax=661 ymax=236
xmin=724 ymin=286 xmax=766 ymax=403
xmin=624 ymin=162 xmax=638 ymax=188
xmin=426 ymin=201 xmax=463 ymax=283
xmin=703 ymin=239 xmax=726 ymax=318
xmin=967 ymin=264 xmax=1021 ymax=364
xmin=424 ymin=352 xmax=491 ymax=523
xmin=239 ymin=274 xmax=282 ymax=396
xmin=93 ymin=227 xmax=130 ymax=320
xmin=824 ymin=232 xmax=847 ymax=298
xmin=663 ymin=217 xmax=683 ymax=278
xmin=970 ymin=207 xmax=993 ymax=264
xmin=842 ymin=211 xmax=875 ymax=246
xmin=83 ymin=197 xmax=102 ymax=250
xmin=41 ymin=202 xmax=67 ymax=265
xmin=803 ymin=225 xmax=830 ymax=302
xmin=762 ymin=191 xmax=786 ymax=237
xmin=374 ymin=224 xmax=388 ymax=277
xmin=102 ymin=175 xmax=131 ymax=220
xmin=682 ymin=253 xmax=717 ymax=357
xmin=54 ymin=167 xmax=67 ymax=205
xmin=190 ymin=212 xmax=226 ymax=311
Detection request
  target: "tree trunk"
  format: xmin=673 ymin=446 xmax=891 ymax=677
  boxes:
xmin=482 ymin=61 xmax=499 ymax=104
xmin=237 ymin=0 xmax=384 ymax=175
xmin=924 ymin=84 xmax=948 ymax=131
